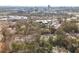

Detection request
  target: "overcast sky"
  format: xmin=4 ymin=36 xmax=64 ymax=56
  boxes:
xmin=0 ymin=0 xmax=79 ymax=6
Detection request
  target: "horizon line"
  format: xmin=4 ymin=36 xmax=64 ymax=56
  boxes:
xmin=0 ymin=5 xmax=79 ymax=7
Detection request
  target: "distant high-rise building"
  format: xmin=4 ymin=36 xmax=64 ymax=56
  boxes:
xmin=48 ymin=5 xmax=52 ymax=13
xmin=48 ymin=5 xmax=51 ymax=9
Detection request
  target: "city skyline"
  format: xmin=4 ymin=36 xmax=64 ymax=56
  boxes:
xmin=0 ymin=0 xmax=79 ymax=7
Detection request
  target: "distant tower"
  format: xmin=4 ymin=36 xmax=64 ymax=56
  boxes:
xmin=48 ymin=5 xmax=51 ymax=9
xmin=48 ymin=5 xmax=51 ymax=13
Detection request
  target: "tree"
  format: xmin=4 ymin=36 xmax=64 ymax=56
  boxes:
xmin=61 ymin=22 xmax=79 ymax=33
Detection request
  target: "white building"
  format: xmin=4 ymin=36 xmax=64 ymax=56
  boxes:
xmin=0 ymin=18 xmax=7 ymax=21
xmin=8 ymin=15 xmax=28 ymax=20
xmin=0 ymin=15 xmax=28 ymax=21
xmin=35 ymin=20 xmax=52 ymax=24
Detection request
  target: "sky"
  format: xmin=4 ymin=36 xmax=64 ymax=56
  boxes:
xmin=0 ymin=0 xmax=79 ymax=6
